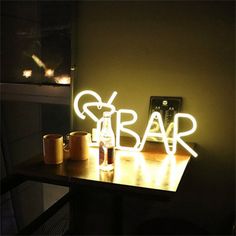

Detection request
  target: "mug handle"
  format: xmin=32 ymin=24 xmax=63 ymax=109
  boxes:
xmin=63 ymin=134 xmax=70 ymax=160
xmin=63 ymin=143 xmax=70 ymax=152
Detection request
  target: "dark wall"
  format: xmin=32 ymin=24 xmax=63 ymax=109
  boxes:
xmin=72 ymin=1 xmax=235 ymax=234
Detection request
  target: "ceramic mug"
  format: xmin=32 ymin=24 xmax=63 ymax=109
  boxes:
xmin=43 ymin=134 xmax=63 ymax=164
xmin=65 ymin=131 xmax=90 ymax=160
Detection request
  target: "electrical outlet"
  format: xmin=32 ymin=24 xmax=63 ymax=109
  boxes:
xmin=148 ymin=96 xmax=182 ymax=142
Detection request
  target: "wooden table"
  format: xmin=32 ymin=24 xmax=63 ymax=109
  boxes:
xmin=14 ymin=141 xmax=193 ymax=235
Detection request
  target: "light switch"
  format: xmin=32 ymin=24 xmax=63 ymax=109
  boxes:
xmin=148 ymin=96 xmax=182 ymax=142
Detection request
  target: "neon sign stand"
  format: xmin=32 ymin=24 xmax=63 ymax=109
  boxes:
xmin=73 ymin=90 xmax=198 ymax=157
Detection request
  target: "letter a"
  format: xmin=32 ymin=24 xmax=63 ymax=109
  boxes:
xmin=138 ymin=112 xmax=170 ymax=152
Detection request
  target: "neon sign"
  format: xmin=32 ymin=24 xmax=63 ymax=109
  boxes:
xmin=73 ymin=90 xmax=198 ymax=157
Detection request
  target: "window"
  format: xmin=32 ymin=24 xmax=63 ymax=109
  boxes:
xmin=1 ymin=1 xmax=72 ymax=85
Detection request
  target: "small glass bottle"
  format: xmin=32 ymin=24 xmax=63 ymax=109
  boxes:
xmin=99 ymin=112 xmax=115 ymax=171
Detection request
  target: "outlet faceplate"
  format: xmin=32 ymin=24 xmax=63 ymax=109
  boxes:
xmin=148 ymin=96 xmax=182 ymax=142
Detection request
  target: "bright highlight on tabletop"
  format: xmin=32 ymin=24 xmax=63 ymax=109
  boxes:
xmin=73 ymin=90 xmax=198 ymax=157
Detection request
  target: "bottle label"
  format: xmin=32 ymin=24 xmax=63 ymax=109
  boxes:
xmin=107 ymin=147 xmax=114 ymax=164
xmin=99 ymin=141 xmax=105 ymax=165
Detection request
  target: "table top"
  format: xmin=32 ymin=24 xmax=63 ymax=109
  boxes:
xmin=14 ymin=140 xmax=193 ymax=199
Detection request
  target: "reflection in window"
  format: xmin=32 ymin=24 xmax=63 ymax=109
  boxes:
xmin=1 ymin=1 xmax=72 ymax=85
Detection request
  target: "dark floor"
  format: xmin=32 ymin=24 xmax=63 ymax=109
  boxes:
xmin=32 ymin=203 xmax=69 ymax=235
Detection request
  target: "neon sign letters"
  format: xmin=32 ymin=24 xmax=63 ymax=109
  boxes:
xmin=73 ymin=90 xmax=198 ymax=157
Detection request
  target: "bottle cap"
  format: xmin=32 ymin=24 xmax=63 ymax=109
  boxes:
xmin=103 ymin=111 xmax=111 ymax=117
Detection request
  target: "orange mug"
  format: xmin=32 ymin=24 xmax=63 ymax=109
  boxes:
xmin=64 ymin=131 xmax=90 ymax=161
xmin=43 ymin=134 xmax=63 ymax=164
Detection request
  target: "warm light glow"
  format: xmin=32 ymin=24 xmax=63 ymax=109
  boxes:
xmin=107 ymin=91 xmax=118 ymax=105
xmin=74 ymin=90 xmax=118 ymax=147
xmin=114 ymin=151 xmax=146 ymax=185
xmin=116 ymin=109 xmax=141 ymax=151
xmin=83 ymin=102 xmax=116 ymax=122
xmin=32 ymin=54 xmax=46 ymax=69
xmin=54 ymin=75 xmax=71 ymax=84
xmin=74 ymin=90 xmax=102 ymax=120
xmin=73 ymin=90 xmax=117 ymax=120
xmin=137 ymin=112 xmax=198 ymax=157
xmin=45 ymin=68 xmax=54 ymax=77
xmin=22 ymin=70 xmax=32 ymax=78
xmin=133 ymin=152 xmax=151 ymax=184
xmin=166 ymin=122 xmax=174 ymax=141
xmin=172 ymin=113 xmax=198 ymax=157
xmin=73 ymin=90 xmax=198 ymax=157
xmin=138 ymin=111 xmax=170 ymax=152
xmin=155 ymin=155 xmax=177 ymax=189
